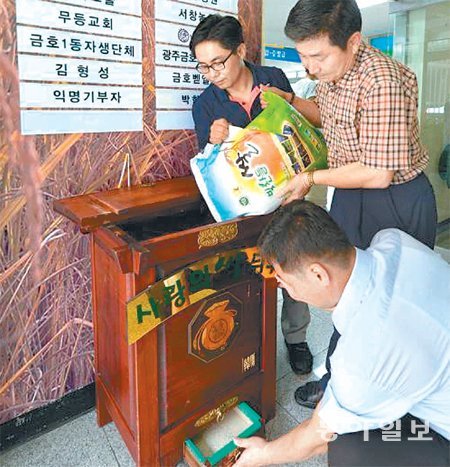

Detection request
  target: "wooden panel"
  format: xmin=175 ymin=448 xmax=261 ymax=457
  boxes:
xmin=93 ymin=178 xmax=199 ymax=213
xmin=260 ymin=277 xmax=278 ymax=422
xmin=135 ymin=324 xmax=161 ymax=465
xmin=96 ymin=378 xmax=137 ymax=459
xmin=53 ymin=177 xmax=201 ymax=232
xmin=133 ymin=215 xmax=271 ymax=274
xmin=159 ymin=279 xmax=262 ymax=428
xmin=92 ymin=234 xmax=134 ymax=433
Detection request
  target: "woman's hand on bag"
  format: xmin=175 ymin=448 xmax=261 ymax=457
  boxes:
xmin=259 ymin=84 xmax=292 ymax=108
xmin=277 ymin=173 xmax=311 ymax=204
xmin=209 ymin=118 xmax=229 ymax=145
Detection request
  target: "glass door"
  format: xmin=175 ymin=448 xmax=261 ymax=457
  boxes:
xmin=391 ymin=0 xmax=450 ymax=257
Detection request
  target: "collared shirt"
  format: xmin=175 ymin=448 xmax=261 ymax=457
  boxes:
xmin=192 ymin=62 xmax=293 ymax=149
xmin=316 ymin=43 xmax=428 ymax=184
xmin=228 ymin=85 xmax=262 ymax=119
xmin=319 ymin=229 xmax=450 ymax=439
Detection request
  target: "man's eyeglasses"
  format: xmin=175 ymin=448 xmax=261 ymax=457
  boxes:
xmin=195 ymin=50 xmax=234 ymax=74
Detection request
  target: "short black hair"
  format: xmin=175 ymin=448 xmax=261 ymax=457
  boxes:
xmin=189 ymin=14 xmax=244 ymax=57
xmin=258 ymin=200 xmax=352 ymax=273
xmin=285 ymin=0 xmax=362 ymax=50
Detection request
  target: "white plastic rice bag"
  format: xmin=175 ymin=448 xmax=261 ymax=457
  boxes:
xmin=190 ymin=91 xmax=328 ymax=222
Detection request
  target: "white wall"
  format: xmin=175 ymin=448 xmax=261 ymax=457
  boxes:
xmin=262 ymin=0 xmax=392 ymax=52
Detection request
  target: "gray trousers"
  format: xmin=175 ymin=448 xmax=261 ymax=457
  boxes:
xmin=281 ymin=288 xmax=310 ymax=344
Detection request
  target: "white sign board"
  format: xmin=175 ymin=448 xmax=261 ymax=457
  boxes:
xmin=43 ymin=0 xmax=142 ymax=16
xmin=155 ymin=68 xmax=208 ymax=89
xmin=16 ymin=0 xmax=141 ymax=39
xmin=18 ymin=55 xmax=142 ymax=85
xmin=154 ymin=43 xmax=197 ymax=68
xmin=21 ymin=110 xmax=143 ymax=135
xmin=156 ymin=111 xmax=195 ymax=131
xmin=155 ymin=21 xmax=195 ymax=48
xmin=154 ymin=0 xmax=238 ymax=131
xmin=155 ymin=0 xmax=218 ymax=27
xmin=16 ymin=25 xmax=141 ymax=62
xmin=182 ymin=0 xmax=238 ymax=13
xmin=19 ymin=83 xmax=142 ymax=109
xmin=16 ymin=0 xmax=143 ymax=135
xmin=155 ymin=89 xmax=202 ymax=110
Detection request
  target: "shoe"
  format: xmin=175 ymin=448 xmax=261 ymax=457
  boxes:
xmin=285 ymin=340 xmax=313 ymax=375
xmin=294 ymin=381 xmax=324 ymax=409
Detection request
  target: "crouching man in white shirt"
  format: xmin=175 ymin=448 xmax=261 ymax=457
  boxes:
xmin=234 ymin=200 xmax=450 ymax=467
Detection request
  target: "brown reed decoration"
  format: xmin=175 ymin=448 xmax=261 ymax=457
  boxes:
xmin=0 ymin=0 xmax=261 ymax=425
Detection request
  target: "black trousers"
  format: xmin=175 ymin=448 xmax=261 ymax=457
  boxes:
xmin=328 ymin=413 xmax=450 ymax=467
xmin=329 ymin=172 xmax=437 ymax=250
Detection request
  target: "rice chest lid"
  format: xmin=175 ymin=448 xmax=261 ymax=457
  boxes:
xmin=53 ymin=176 xmax=202 ymax=233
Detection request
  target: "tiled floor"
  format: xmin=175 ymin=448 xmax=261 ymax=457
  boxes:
xmin=0 ymin=294 xmax=333 ymax=467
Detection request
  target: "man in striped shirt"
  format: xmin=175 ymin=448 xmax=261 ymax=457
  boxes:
xmin=265 ymin=0 xmax=437 ymax=409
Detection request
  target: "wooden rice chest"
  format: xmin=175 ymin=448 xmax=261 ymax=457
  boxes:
xmin=53 ymin=176 xmax=278 ymax=466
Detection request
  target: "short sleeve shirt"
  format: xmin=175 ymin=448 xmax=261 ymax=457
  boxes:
xmin=192 ymin=62 xmax=293 ymax=150
xmin=316 ymin=43 xmax=428 ymax=184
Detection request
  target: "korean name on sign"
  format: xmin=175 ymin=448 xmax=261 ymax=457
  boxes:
xmin=126 ymin=248 xmax=275 ymax=344
xmin=18 ymin=55 xmax=141 ymax=86
xmin=16 ymin=0 xmax=141 ymax=39
xmin=155 ymin=68 xmax=208 ymax=88
xmin=155 ymin=89 xmax=202 ymax=109
xmin=46 ymin=0 xmax=141 ymax=15
xmin=27 ymin=31 xmax=137 ymax=59
xmin=56 ymin=10 xmax=114 ymax=31
xmin=155 ymin=0 xmax=219 ymax=26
